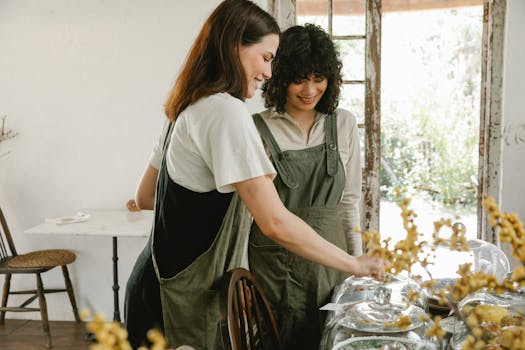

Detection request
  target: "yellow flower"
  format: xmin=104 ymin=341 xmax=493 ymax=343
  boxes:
xmin=84 ymin=312 xmax=166 ymax=350
xmin=425 ymin=316 xmax=446 ymax=338
xmin=393 ymin=315 xmax=412 ymax=329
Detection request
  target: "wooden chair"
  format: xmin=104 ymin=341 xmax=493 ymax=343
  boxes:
xmin=0 ymin=206 xmax=80 ymax=348
xmin=220 ymin=267 xmax=282 ymax=350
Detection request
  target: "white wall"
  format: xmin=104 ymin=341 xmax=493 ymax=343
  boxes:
xmin=501 ymin=0 xmax=525 ymax=267
xmin=0 ymin=0 xmax=265 ymax=321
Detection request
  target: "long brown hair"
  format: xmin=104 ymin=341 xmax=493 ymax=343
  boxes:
xmin=164 ymin=0 xmax=280 ymax=121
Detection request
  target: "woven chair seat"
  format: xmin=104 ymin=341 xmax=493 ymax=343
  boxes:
xmin=7 ymin=249 xmax=76 ymax=268
xmin=1 ymin=206 xmax=81 ymax=348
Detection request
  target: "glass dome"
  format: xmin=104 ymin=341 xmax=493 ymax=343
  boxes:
xmin=331 ymin=273 xmax=428 ymax=310
xmin=411 ymin=237 xmax=510 ymax=312
xmin=418 ymin=238 xmax=510 ymax=281
xmin=321 ymin=286 xmax=440 ymax=350
xmin=451 ymin=289 xmax=525 ymax=349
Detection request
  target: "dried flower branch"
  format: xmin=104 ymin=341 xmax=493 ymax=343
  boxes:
xmin=81 ymin=310 xmax=167 ymax=350
xmin=362 ymin=191 xmax=525 ymax=350
xmin=0 ymin=114 xmax=18 ymax=143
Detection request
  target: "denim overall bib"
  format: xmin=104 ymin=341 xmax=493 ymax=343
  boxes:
xmin=249 ymin=113 xmax=348 ymax=349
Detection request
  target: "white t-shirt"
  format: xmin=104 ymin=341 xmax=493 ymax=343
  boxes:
xmin=149 ymin=93 xmax=276 ymax=193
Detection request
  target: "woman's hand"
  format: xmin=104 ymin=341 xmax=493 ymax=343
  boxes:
xmin=126 ymin=199 xmax=140 ymax=212
xmin=354 ymin=254 xmax=385 ymax=280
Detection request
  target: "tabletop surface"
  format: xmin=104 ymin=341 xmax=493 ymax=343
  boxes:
xmin=24 ymin=208 xmax=154 ymax=237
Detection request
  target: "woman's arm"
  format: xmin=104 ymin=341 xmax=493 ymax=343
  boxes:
xmin=234 ymin=175 xmax=383 ymax=279
xmin=134 ymin=164 xmax=159 ymax=210
xmin=127 ymin=120 xmax=168 ymax=212
xmin=337 ymin=111 xmax=363 ymax=255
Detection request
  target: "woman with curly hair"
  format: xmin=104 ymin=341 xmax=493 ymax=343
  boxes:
xmin=249 ymin=24 xmax=365 ymax=349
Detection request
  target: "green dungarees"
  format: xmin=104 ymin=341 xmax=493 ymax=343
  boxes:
xmin=249 ymin=113 xmax=348 ymax=349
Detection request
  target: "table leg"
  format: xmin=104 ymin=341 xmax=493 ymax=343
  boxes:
xmin=112 ymin=236 xmax=121 ymax=322
xmin=85 ymin=236 xmax=121 ymax=342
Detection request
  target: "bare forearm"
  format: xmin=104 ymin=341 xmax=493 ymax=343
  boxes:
xmin=135 ymin=165 xmax=158 ymax=210
xmin=135 ymin=194 xmax=155 ymax=210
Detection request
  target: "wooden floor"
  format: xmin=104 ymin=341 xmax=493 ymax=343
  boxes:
xmin=0 ymin=319 xmax=91 ymax=350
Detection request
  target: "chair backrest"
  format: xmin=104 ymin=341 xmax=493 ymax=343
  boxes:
xmin=220 ymin=267 xmax=282 ymax=350
xmin=0 ymin=206 xmax=17 ymax=260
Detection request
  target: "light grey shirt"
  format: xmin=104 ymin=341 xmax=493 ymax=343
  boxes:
xmin=257 ymin=108 xmax=363 ymax=255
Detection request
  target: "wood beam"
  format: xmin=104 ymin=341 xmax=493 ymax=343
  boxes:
xmin=298 ymin=0 xmax=483 ymax=16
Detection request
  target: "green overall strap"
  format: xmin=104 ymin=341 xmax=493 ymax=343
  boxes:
xmin=253 ymin=113 xmax=298 ymax=189
xmin=248 ymin=113 xmax=346 ymax=350
xmin=324 ymin=114 xmax=339 ymax=177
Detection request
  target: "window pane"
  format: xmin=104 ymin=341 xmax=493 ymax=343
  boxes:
xmin=297 ymin=0 xmax=329 ymax=32
xmin=335 ymin=39 xmax=365 ymax=81
xmin=333 ymin=0 xmax=366 ymax=36
xmin=380 ymin=6 xmax=483 ymax=242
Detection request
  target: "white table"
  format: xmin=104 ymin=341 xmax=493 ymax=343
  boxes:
xmin=24 ymin=209 xmax=154 ymax=322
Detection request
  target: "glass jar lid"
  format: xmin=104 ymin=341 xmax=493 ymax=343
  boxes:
xmin=339 ymin=286 xmax=427 ymax=333
xmin=332 ymin=273 xmax=427 ymax=308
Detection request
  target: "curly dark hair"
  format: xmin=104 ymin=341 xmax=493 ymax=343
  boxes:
xmin=262 ymin=23 xmax=343 ymax=114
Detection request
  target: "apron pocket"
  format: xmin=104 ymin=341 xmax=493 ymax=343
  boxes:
xmin=248 ymin=240 xmax=287 ymax=310
xmin=160 ymin=288 xmax=224 ymax=349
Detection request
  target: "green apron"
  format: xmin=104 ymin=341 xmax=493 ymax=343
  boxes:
xmin=151 ymin=192 xmax=251 ymax=349
xmin=249 ymin=113 xmax=348 ymax=349
xmin=132 ymin=121 xmax=253 ymax=349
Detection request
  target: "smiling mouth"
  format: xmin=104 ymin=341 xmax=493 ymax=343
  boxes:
xmin=299 ymin=97 xmax=315 ymax=103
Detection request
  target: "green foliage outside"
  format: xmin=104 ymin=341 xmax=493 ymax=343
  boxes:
xmin=300 ymin=7 xmax=483 ymax=211
xmin=379 ymin=8 xmax=482 ymax=210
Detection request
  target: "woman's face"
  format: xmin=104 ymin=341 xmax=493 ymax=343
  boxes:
xmin=285 ymin=74 xmax=328 ymax=115
xmin=239 ymin=34 xmax=279 ymax=99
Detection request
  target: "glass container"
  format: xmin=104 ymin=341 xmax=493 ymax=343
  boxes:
xmin=412 ymin=238 xmax=510 ymax=312
xmin=451 ymin=289 xmax=525 ymax=349
xmin=331 ymin=273 xmax=428 ymax=310
xmin=321 ymin=286 xmax=440 ymax=350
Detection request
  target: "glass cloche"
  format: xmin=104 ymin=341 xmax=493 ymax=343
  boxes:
xmin=412 ymin=237 xmax=510 ymax=312
xmin=331 ymin=273 xmax=428 ymax=310
xmin=451 ymin=289 xmax=525 ymax=350
xmin=321 ymin=286 xmax=440 ymax=350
